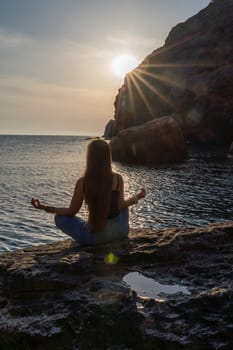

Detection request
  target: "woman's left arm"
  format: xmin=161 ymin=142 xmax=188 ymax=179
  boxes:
xmin=31 ymin=177 xmax=84 ymax=216
xmin=118 ymin=174 xmax=146 ymax=209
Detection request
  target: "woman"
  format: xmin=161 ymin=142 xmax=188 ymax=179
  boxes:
xmin=31 ymin=139 xmax=146 ymax=245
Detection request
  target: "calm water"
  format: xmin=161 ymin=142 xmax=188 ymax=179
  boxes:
xmin=0 ymin=135 xmax=233 ymax=252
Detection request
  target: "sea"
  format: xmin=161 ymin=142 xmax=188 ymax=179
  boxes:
xmin=0 ymin=135 xmax=233 ymax=253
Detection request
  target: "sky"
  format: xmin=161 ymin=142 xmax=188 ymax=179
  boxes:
xmin=0 ymin=0 xmax=210 ymax=136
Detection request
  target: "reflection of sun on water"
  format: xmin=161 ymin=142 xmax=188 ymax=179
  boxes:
xmin=112 ymin=54 xmax=139 ymax=79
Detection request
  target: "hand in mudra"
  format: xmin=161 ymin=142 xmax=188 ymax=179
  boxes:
xmin=31 ymin=198 xmax=43 ymax=209
xmin=137 ymin=188 xmax=146 ymax=199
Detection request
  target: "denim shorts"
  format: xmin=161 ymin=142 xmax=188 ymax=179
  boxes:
xmin=55 ymin=209 xmax=129 ymax=246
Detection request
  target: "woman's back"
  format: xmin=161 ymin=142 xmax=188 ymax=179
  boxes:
xmin=108 ymin=173 xmax=120 ymax=219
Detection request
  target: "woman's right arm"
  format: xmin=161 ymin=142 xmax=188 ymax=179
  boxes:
xmin=118 ymin=174 xmax=146 ymax=209
xmin=31 ymin=177 xmax=84 ymax=216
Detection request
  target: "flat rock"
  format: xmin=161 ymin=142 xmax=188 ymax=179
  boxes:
xmin=0 ymin=221 xmax=233 ymax=349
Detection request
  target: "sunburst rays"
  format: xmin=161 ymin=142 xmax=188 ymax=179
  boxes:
xmin=127 ymin=73 xmax=155 ymax=118
xmin=120 ymin=59 xmax=213 ymax=120
xmin=132 ymin=69 xmax=174 ymax=108
xmin=135 ymin=67 xmax=185 ymax=90
xmin=117 ymin=30 xmax=216 ymax=123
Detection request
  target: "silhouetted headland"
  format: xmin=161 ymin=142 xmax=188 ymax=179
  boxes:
xmin=104 ymin=0 xmax=233 ymax=164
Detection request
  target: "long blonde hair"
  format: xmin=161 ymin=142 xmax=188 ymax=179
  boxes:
xmin=84 ymin=139 xmax=113 ymax=232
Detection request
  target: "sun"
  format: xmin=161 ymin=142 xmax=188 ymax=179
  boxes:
xmin=112 ymin=54 xmax=139 ymax=78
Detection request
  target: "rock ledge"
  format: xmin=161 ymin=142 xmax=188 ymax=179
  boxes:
xmin=1 ymin=221 xmax=233 ymax=349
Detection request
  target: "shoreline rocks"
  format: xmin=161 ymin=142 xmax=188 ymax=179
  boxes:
xmin=110 ymin=116 xmax=187 ymax=164
xmin=103 ymin=119 xmax=117 ymax=139
xmin=1 ymin=221 xmax=233 ymax=349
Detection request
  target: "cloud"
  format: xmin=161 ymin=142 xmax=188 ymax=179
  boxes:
xmin=0 ymin=76 xmax=112 ymax=107
xmin=0 ymin=27 xmax=112 ymax=63
xmin=106 ymin=36 xmax=130 ymax=46
xmin=0 ymin=76 xmax=114 ymax=134
xmin=0 ymin=28 xmax=115 ymax=89
xmin=107 ymin=32 xmax=163 ymax=50
xmin=0 ymin=30 xmax=120 ymax=134
xmin=0 ymin=29 xmax=34 ymax=49
xmin=61 ymin=39 xmax=112 ymax=59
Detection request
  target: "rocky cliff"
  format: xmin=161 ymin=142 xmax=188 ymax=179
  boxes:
xmin=112 ymin=0 xmax=233 ymax=146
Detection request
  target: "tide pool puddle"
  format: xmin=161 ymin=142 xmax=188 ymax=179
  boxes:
xmin=123 ymin=272 xmax=190 ymax=299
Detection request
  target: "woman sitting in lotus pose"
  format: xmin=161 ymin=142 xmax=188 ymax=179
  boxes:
xmin=31 ymin=139 xmax=146 ymax=245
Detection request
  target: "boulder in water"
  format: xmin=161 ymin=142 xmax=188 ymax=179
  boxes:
xmin=110 ymin=116 xmax=187 ymax=164
xmin=103 ymin=119 xmax=117 ymax=139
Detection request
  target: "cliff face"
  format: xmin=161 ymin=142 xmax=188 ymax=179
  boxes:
xmin=113 ymin=0 xmax=233 ymax=145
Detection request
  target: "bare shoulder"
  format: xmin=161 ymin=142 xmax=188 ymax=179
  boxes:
xmin=77 ymin=176 xmax=85 ymax=183
xmin=75 ymin=176 xmax=85 ymax=190
xmin=112 ymin=172 xmax=122 ymax=179
xmin=112 ymin=172 xmax=123 ymax=188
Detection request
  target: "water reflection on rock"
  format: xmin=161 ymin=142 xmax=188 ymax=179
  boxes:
xmin=123 ymin=271 xmax=190 ymax=300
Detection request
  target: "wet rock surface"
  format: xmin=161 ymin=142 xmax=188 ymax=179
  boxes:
xmin=1 ymin=221 xmax=233 ymax=349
